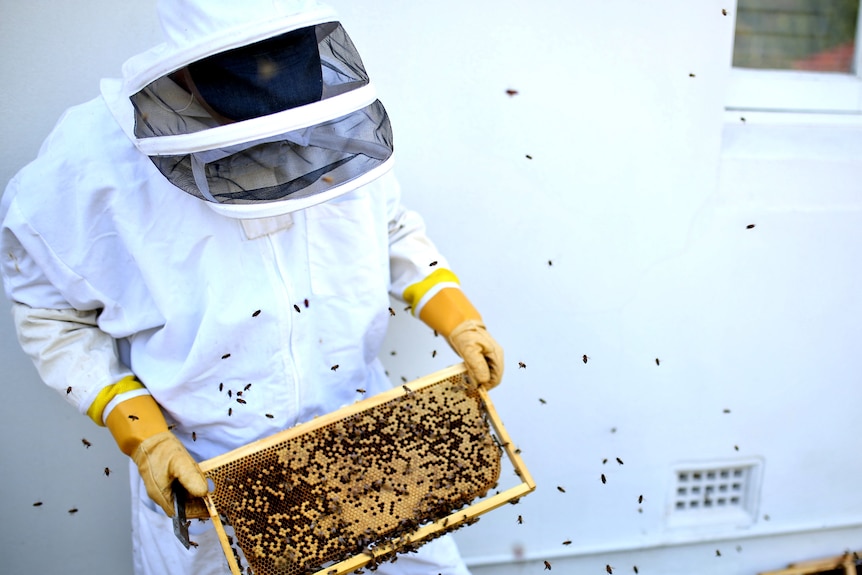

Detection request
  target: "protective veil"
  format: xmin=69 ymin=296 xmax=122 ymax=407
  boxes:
xmin=0 ymin=1 xmax=469 ymax=573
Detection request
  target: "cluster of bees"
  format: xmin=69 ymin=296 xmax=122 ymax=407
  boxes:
xmin=205 ymin=376 xmax=502 ymax=575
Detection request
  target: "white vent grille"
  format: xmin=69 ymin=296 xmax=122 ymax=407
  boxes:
xmin=667 ymin=459 xmax=762 ymax=528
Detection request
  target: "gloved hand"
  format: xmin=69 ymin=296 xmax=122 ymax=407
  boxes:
xmin=418 ymin=287 xmax=504 ymax=389
xmin=106 ymin=394 xmax=208 ymax=516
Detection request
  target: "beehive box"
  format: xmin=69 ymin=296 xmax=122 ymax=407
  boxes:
xmin=199 ymin=363 xmax=535 ymax=575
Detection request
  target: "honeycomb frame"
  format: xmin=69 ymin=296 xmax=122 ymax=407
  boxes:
xmin=199 ymin=363 xmax=535 ymax=575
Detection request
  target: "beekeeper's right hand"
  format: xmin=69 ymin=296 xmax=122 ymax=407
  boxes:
xmin=106 ymin=394 xmax=208 ymax=516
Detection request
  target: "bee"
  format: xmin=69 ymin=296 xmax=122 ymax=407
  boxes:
xmin=104 ymin=467 xmax=111 ymax=477
xmin=356 ymin=388 xmax=366 ymax=394
xmin=228 ymin=390 xmax=232 ymax=398
xmin=734 ymin=445 xmax=739 ymax=451
xmin=746 ymin=224 xmax=755 ymax=229
xmin=539 ymin=398 xmax=546 ymax=404
xmin=634 ymin=567 xmax=639 ymax=574
xmin=293 ymin=304 xmax=301 ymax=313
xmin=544 ymin=560 xmax=552 ymax=570
xmin=723 ymin=408 xmax=731 ymax=414
xmin=638 ymin=494 xmax=644 ymax=504
xmin=219 ymin=382 xmax=224 ymax=392
xmin=244 ymin=383 xmax=252 ymax=391
xmin=655 ymin=358 xmax=660 ymax=366
xmin=506 ymin=89 xmax=519 ymax=97
xmin=236 ymin=398 xmax=246 ymax=404
xmin=689 ymin=73 xmax=696 ymax=78
xmin=429 ymin=261 xmax=438 ymax=267
xmin=304 ymin=298 xmax=309 ymax=308
xmin=331 ymin=364 xmax=339 ymax=371
xmin=582 ymin=355 xmax=589 ymax=364
xmin=518 ymin=361 xmax=526 ymax=369
xmin=66 ymin=386 xmax=73 ymax=395
xmin=188 ymin=540 xmax=199 ymax=548
xmin=68 ymin=508 xmax=79 ymax=514
xmin=221 ymin=353 xmax=231 ymax=359
xmin=402 ymin=384 xmax=413 ymax=394
xmin=128 ymin=414 xmax=139 ymax=421
xmin=265 ymin=413 xmax=274 ymax=419
xmin=548 ymin=259 xmax=553 ymax=266
xmin=517 ymin=515 xmax=523 ymax=524
xmin=389 ymin=307 xmax=396 ymax=316
xmin=526 ymin=154 xmax=533 ymax=160
xmin=722 ymin=8 xmax=728 ymax=15
xmin=616 ymin=457 xmax=624 ymax=465
xmin=192 ymin=432 xmax=197 ymax=442
xmin=81 ymin=438 xmax=92 ymax=448
xmin=228 ymin=408 xmax=233 ymax=416
xmin=33 ymin=501 xmax=43 ymax=507
xmin=740 ymin=117 xmax=747 ymax=123
xmin=322 ymin=176 xmax=334 ymax=184
xmin=252 ymin=309 xmax=261 ymax=317
xmin=716 ymin=549 xmax=721 ymax=557
xmin=603 ymin=458 xmax=608 ymax=464
xmin=601 ymin=474 xmax=607 ymax=484
xmin=606 ymin=565 xmax=614 ymax=574
xmin=562 ymin=540 xmax=572 ymax=545
xmin=390 ymin=350 xmax=397 ymax=356
xmin=557 ymin=486 xmax=566 ymax=493
xmin=432 ymin=350 xmax=437 ymax=358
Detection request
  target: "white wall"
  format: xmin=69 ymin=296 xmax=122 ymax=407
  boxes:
xmin=2 ymin=2 xmax=860 ymax=575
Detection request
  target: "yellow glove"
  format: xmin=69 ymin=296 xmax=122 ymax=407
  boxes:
xmin=418 ymin=287 xmax=504 ymax=389
xmin=106 ymin=394 xmax=208 ymax=516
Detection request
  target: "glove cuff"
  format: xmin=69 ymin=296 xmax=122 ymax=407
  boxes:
xmin=418 ymin=287 xmax=482 ymax=338
xmin=105 ymin=394 xmax=170 ymax=456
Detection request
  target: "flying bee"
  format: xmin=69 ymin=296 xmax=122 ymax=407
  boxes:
xmin=517 ymin=515 xmax=523 ymax=524
xmin=236 ymin=398 xmax=246 ymax=404
xmin=539 ymin=398 xmax=546 ymax=404
xmin=356 ymin=388 xmax=366 ymax=394
xmin=634 ymin=567 xmax=639 ymax=574
xmin=68 ymin=508 xmax=79 ymax=514
xmin=219 ymin=382 xmax=224 ymax=392
xmin=746 ymin=224 xmax=755 ymax=229
xmin=716 ymin=550 xmax=721 ymax=557
xmin=616 ymin=457 xmax=624 ymax=465
xmin=429 ymin=261 xmax=438 ymax=267
xmin=389 ymin=307 xmax=396 ymax=316
xmin=655 ymin=358 xmax=660 ymax=366
xmin=331 ymin=364 xmax=339 ymax=371
xmin=526 ymin=154 xmax=533 ymax=160
xmin=562 ymin=540 xmax=572 ymax=545
xmin=607 ymin=565 xmax=614 ymax=574
xmin=293 ymin=304 xmax=301 ymax=313
xmin=252 ymin=309 xmax=261 ymax=317
xmin=601 ymin=474 xmax=607 ymax=484
xmin=557 ymin=486 xmax=566 ymax=493
xmin=304 ymin=298 xmax=309 ymax=308
xmin=722 ymin=8 xmax=728 ymax=15
xmin=582 ymin=355 xmax=589 ymax=364
xmin=548 ymin=259 xmax=553 ymax=266
xmin=265 ymin=413 xmax=274 ymax=419
xmin=506 ymin=89 xmax=519 ymax=97
xmin=228 ymin=390 xmax=232 ymax=398
xmin=244 ymin=383 xmax=252 ymax=391
xmin=104 ymin=467 xmax=111 ymax=477
xmin=81 ymin=438 xmax=92 ymax=448
xmin=518 ymin=361 xmax=526 ymax=369
xmin=128 ymin=414 xmax=139 ymax=421
xmin=689 ymin=73 xmax=696 ymax=77
xmin=638 ymin=494 xmax=644 ymax=504
xmin=222 ymin=353 xmax=231 ymax=359
xmin=228 ymin=408 xmax=233 ymax=416
xmin=432 ymin=350 xmax=437 ymax=358
xmin=66 ymin=386 xmax=72 ymax=395
xmin=723 ymin=408 xmax=731 ymax=414
xmin=192 ymin=432 xmax=197 ymax=442
xmin=544 ymin=560 xmax=552 ymax=570
xmin=33 ymin=501 xmax=43 ymax=507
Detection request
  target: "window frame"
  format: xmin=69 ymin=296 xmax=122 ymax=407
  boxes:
xmin=725 ymin=0 xmax=862 ymax=115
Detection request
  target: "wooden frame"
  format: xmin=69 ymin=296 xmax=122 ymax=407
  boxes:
xmin=198 ymin=363 xmax=535 ymax=575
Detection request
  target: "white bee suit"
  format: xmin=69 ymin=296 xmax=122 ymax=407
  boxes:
xmin=0 ymin=0 xmax=471 ymax=573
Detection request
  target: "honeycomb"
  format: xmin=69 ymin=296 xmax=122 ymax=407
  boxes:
xmin=201 ymin=367 xmax=503 ymax=575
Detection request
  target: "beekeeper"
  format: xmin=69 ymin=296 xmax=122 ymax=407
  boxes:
xmin=0 ymin=1 xmax=503 ymax=574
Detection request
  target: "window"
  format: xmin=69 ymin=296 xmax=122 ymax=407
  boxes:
xmin=726 ymin=0 xmax=862 ymax=115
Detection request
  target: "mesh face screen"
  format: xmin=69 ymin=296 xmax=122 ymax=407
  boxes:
xmin=202 ymin=371 xmax=503 ymax=575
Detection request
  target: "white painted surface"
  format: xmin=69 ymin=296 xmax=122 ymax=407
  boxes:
xmin=1 ymin=2 xmax=860 ymax=574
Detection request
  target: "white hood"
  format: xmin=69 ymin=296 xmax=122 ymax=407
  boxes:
xmin=100 ymin=0 xmax=394 ymax=219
